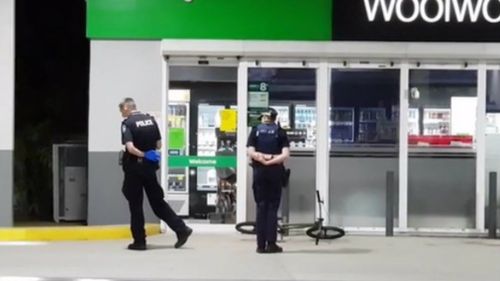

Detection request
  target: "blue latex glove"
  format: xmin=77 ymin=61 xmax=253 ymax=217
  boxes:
xmin=144 ymin=150 xmax=161 ymax=163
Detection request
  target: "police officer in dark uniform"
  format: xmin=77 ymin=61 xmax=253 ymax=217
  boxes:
xmin=119 ymin=98 xmax=192 ymax=250
xmin=247 ymin=107 xmax=290 ymax=253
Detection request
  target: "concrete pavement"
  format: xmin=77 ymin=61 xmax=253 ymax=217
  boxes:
xmin=1 ymin=229 xmax=500 ymax=281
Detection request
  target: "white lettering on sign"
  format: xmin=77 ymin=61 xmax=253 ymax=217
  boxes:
xmin=136 ymin=119 xmax=154 ymax=127
xmin=484 ymin=0 xmax=500 ymax=22
xmin=189 ymin=159 xmax=216 ymax=165
xmin=364 ymin=0 xmax=500 ymax=23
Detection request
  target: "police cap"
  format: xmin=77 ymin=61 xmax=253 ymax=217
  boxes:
xmin=259 ymin=107 xmax=278 ymax=121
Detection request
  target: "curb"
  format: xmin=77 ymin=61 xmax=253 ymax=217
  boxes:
xmin=0 ymin=223 xmax=161 ymax=241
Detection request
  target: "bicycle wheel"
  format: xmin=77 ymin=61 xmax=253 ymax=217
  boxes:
xmin=235 ymin=222 xmax=257 ymax=235
xmin=306 ymin=225 xmax=345 ymax=240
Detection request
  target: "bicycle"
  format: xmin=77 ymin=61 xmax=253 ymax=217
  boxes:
xmin=235 ymin=190 xmax=345 ymax=245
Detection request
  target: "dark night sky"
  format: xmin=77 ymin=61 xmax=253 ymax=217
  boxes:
xmin=15 ymin=0 xmax=89 ymax=142
xmin=14 ymin=0 xmax=89 ymax=220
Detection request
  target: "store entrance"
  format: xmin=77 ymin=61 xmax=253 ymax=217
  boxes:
xmin=407 ymin=68 xmax=478 ymax=229
xmin=328 ymin=66 xmax=400 ymax=228
xmin=245 ymin=65 xmax=318 ymax=223
xmin=167 ymin=65 xmax=238 ymax=224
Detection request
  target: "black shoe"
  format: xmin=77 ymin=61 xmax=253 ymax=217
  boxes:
xmin=175 ymin=226 xmax=193 ymax=248
xmin=266 ymin=243 xmax=283 ymax=253
xmin=256 ymin=247 xmax=266 ymax=254
xmin=127 ymin=242 xmax=146 ymax=251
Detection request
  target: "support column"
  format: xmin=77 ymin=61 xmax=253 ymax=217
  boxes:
xmin=0 ymin=0 xmax=15 ymax=226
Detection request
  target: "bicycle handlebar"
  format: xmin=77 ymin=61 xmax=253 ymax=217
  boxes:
xmin=316 ymin=190 xmax=324 ymax=220
xmin=316 ymin=190 xmax=323 ymax=204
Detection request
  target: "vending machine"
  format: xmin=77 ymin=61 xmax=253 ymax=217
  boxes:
xmin=331 ymin=107 xmax=355 ymax=143
xmin=408 ymin=108 xmax=420 ymax=135
xmin=272 ymin=105 xmax=291 ymax=129
xmin=196 ymin=104 xmax=225 ymax=192
xmin=423 ymin=108 xmax=450 ymax=135
xmin=193 ymin=104 xmax=237 ymax=223
xmin=358 ymin=107 xmax=386 ymax=143
xmin=292 ymin=104 xmax=316 ymax=149
xmin=166 ymin=102 xmax=190 ymax=216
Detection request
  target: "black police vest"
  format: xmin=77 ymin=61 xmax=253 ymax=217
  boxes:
xmin=124 ymin=113 xmax=159 ymax=152
xmin=255 ymin=123 xmax=280 ymax=155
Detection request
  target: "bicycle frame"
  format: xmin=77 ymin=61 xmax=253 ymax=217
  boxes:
xmin=235 ymin=189 xmax=345 ymax=244
xmin=278 ymin=191 xmax=324 ymax=235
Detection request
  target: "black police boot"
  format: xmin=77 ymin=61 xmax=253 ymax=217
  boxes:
xmin=174 ymin=226 xmax=193 ymax=248
xmin=127 ymin=241 xmax=146 ymax=251
xmin=256 ymin=247 xmax=266 ymax=254
xmin=266 ymin=243 xmax=283 ymax=253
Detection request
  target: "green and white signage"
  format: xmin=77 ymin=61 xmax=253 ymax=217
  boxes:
xmin=168 ymin=156 xmax=236 ymax=168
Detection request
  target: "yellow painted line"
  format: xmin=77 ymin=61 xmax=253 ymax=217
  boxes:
xmin=0 ymin=224 xmax=161 ymax=241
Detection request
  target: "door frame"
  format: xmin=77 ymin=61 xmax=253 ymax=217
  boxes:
xmin=402 ymin=63 xmax=486 ymax=232
xmin=328 ymin=62 xmax=402 ymax=232
xmin=161 ymin=58 xmax=239 ymax=229
xmin=238 ymin=60 xmax=323 ymax=224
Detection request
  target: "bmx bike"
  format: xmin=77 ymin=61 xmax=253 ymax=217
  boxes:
xmin=235 ymin=190 xmax=345 ymax=245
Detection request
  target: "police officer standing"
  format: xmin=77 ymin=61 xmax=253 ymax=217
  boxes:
xmin=247 ymin=108 xmax=290 ymax=253
xmin=119 ymin=98 xmax=192 ymax=250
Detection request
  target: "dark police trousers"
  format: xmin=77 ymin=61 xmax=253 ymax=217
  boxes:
xmin=252 ymin=164 xmax=283 ymax=249
xmin=122 ymin=160 xmax=186 ymax=243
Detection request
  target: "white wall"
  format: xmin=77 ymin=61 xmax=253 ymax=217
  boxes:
xmin=0 ymin=0 xmax=14 ymax=226
xmin=88 ymin=41 xmax=162 ymax=224
xmin=89 ymin=41 xmax=163 ymax=152
xmin=0 ymin=0 xmax=14 ymax=151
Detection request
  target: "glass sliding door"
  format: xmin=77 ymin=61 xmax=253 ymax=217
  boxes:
xmin=486 ymin=69 xmax=500 ymax=229
xmin=167 ymin=65 xmax=238 ymax=224
xmin=246 ymin=66 xmax=317 ymax=223
xmin=329 ymin=68 xmax=400 ymax=228
xmin=407 ymin=69 xmax=478 ymax=229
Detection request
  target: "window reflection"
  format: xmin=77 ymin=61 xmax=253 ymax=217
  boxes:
xmin=330 ymin=69 xmax=400 ymax=147
xmin=486 ymin=70 xmax=500 ymax=134
xmin=248 ymin=68 xmax=317 ymax=150
xmin=409 ymin=70 xmax=477 ymax=149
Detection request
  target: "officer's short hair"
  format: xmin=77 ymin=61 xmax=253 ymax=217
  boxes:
xmin=119 ymin=98 xmax=136 ymax=110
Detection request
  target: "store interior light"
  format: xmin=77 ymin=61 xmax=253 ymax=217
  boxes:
xmin=410 ymin=87 xmax=420 ymax=99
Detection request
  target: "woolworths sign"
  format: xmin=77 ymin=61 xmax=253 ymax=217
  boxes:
xmin=364 ymin=0 xmax=500 ymax=23
xmin=333 ymin=0 xmax=500 ymax=41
